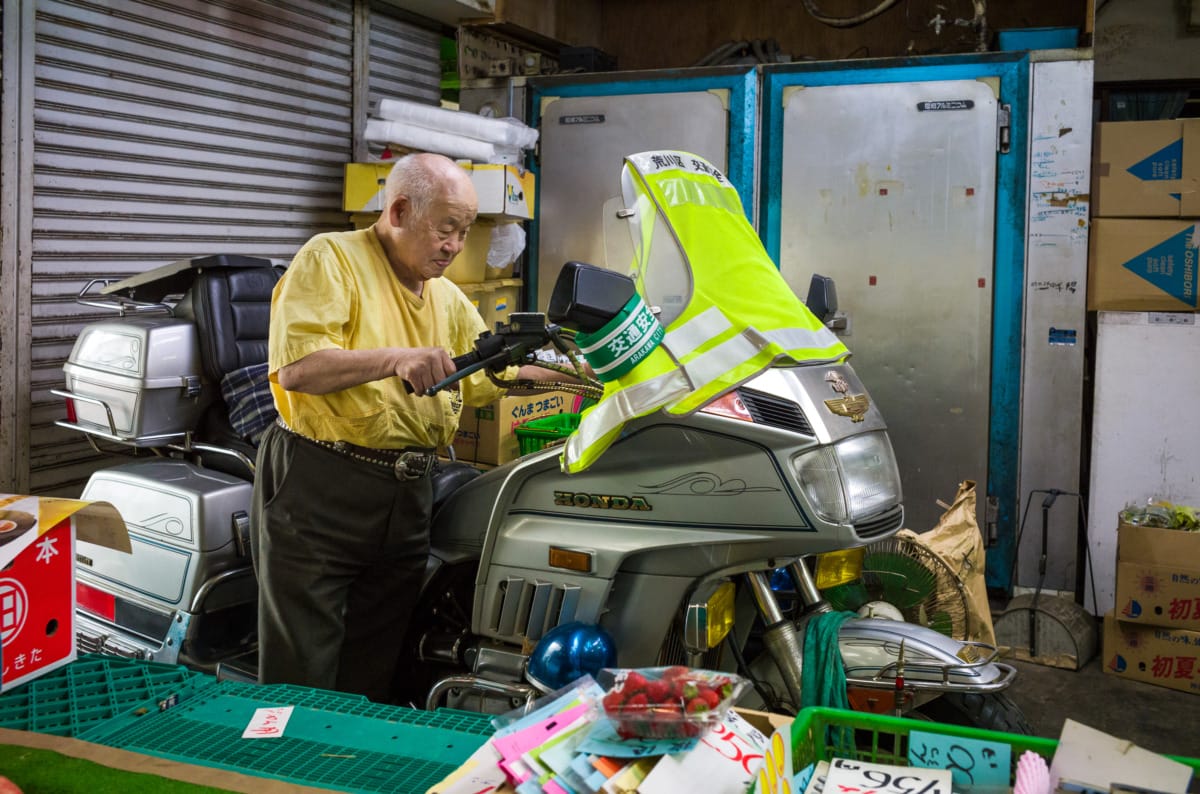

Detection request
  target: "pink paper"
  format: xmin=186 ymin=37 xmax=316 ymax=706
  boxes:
xmin=491 ymin=703 xmax=590 ymax=761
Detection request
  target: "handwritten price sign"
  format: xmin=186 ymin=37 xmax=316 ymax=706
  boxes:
xmin=242 ymin=706 xmax=294 ymax=739
xmin=907 ymin=729 xmax=1010 ymax=790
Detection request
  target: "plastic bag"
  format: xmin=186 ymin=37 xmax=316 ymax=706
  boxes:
xmin=487 ymin=222 xmax=525 ymax=270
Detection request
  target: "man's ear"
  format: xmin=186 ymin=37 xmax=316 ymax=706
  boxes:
xmin=388 ymin=195 xmax=411 ymax=228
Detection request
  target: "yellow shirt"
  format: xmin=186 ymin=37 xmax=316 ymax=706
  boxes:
xmin=268 ymin=228 xmax=507 ymax=449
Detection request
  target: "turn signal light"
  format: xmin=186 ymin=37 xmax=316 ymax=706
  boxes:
xmin=548 ymin=546 xmax=593 ymax=573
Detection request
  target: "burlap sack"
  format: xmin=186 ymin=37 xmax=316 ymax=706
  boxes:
xmin=897 ymin=480 xmax=996 ymax=646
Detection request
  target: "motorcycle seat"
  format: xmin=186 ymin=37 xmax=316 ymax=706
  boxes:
xmin=178 ymin=262 xmax=284 ymax=479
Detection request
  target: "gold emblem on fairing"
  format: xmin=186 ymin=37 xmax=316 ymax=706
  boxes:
xmin=823 ymin=370 xmax=870 ymax=423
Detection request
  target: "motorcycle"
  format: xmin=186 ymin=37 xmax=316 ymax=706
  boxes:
xmin=54 ymin=154 xmax=1027 ymax=733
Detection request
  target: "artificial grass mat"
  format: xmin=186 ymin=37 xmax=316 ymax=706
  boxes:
xmin=0 ymin=744 xmax=231 ymax=793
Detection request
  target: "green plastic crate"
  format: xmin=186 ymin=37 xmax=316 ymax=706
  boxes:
xmin=789 ymin=706 xmax=1200 ymax=779
xmin=79 ymin=679 xmax=494 ymax=793
xmin=0 ymin=654 xmax=214 ymax=737
xmin=514 ymin=412 xmax=580 ymax=455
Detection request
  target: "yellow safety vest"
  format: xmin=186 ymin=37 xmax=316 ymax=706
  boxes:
xmin=562 ymin=151 xmax=849 ymax=473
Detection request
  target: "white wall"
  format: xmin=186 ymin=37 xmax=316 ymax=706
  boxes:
xmin=1094 ymin=0 xmax=1200 ymax=82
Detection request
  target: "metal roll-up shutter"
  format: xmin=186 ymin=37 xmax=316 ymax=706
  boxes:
xmin=29 ymin=0 xmax=355 ymax=493
xmin=365 ymin=1 xmax=441 ymax=157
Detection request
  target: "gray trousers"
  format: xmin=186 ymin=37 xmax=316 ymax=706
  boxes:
xmin=250 ymin=422 xmax=432 ymax=702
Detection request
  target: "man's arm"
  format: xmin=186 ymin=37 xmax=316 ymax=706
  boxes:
xmin=276 ymin=346 xmax=456 ymax=396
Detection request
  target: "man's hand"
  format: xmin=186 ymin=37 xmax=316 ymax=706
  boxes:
xmin=393 ymin=346 xmax=456 ymax=396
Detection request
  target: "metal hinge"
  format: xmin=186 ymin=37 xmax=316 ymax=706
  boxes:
xmin=997 ymin=103 xmax=1011 ymax=154
xmin=985 ymin=495 xmax=999 ymax=546
xmin=184 ymin=375 xmax=203 ymax=398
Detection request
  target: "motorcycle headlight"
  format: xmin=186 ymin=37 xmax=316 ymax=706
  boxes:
xmin=792 ymin=431 xmax=902 ymax=524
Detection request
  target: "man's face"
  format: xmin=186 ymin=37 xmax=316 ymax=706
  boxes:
xmin=390 ymin=178 xmax=478 ymax=283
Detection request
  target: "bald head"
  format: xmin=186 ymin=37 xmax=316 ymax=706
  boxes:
xmin=384 ymin=153 xmax=476 ymax=223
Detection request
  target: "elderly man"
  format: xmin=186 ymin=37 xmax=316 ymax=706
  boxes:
xmin=251 ymin=152 xmax=543 ymax=700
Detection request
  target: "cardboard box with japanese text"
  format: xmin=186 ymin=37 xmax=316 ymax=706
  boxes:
xmin=1086 ymin=219 xmax=1198 ymax=311
xmin=0 ymin=495 xmax=128 ymax=691
xmin=460 ymin=163 xmax=535 ymax=220
xmin=454 ymin=391 xmax=582 ymax=466
xmin=1103 ymin=612 xmax=1200 ymax=696
xmin=1114 ymin=520 xmax=1200 ymax=631
xmin=1092 ymin=119 xmax=1199 ymax=218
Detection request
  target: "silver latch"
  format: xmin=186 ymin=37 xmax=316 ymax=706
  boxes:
xmin=184 ymin=375 xmax=203 ymax=398
xmin=996 ymin=103 xmax=1011 ymax=154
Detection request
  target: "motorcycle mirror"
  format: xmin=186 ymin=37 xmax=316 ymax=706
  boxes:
xmin=547 ymin=261 xmax=636 ymax=334
xmin=805 ymin=274 xmax=838 ymax=323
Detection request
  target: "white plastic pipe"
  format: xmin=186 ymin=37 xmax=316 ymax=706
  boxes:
xmin=377 ymin=98 xmax=538 ymax=150
xmin=364 ymin=118 xmax=496 ymax=163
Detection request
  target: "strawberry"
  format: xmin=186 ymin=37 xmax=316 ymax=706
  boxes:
xmin=700 ymin=686 xmax=722 ymax=709
xmin=682 ymin=680 xmax=701 ymax=700
xmin=685 ymin=696 xmax=710 ymax=714
xmin=602 ymin=689 xmax=625 ymax=715
xmin=622 ymin=670 xmax=649 ymax=693
xmin=623 ymin=692 xmax=649 ymax=712
xmin=645 ymin=679 xmax=671 ymax=703
xmin=662 ymin=665 xmax=690 ymax=680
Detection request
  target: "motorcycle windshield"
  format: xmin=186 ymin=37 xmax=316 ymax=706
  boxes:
xmin=563 ymin=151 xmax=850 ymax=473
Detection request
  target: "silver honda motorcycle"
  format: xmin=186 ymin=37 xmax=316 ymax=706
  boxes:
xmin=56 ymin=159 xmax=1026 ymax=733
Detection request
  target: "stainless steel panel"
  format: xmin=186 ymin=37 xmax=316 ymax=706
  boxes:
xmin=536 ymin=90 xmax=730 ymax=309
xmin=1016 ymin=59 xmax=1092 ymax=594
xmin=777 ymin=80 xmax=998 ymax=536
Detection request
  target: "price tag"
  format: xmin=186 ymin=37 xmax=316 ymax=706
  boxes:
xmin=242 ymin=706 xmax=293 ymax=739
xmin=907 ymin=729 xmax=1010 ymax=790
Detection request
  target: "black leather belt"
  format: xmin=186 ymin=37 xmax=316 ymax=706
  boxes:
xmin=275 ymin=417 xmax=436 ymax=480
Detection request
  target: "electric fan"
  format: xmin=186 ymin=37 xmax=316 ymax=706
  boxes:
xmin=819 ymin=536 xmax=972 ymax=639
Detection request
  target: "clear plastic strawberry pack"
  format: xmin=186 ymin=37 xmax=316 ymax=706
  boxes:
xmin=598 ymin=666 xmax=747 ymax=740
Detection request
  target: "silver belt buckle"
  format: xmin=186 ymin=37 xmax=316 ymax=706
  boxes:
xmin=394 ymin=451 xmax=431 ymax=480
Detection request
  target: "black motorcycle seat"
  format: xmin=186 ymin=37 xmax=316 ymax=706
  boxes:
xmin=432 ymin=461 xmax=481 ymax=513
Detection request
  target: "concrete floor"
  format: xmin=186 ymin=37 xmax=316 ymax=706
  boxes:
xmin=1004 ymin=656 xmax=1200 ymax=761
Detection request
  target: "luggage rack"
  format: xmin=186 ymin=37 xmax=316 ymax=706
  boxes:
xmin=51 ymin=389 xmax=256 ymax=474
xmin=76 ymin=254 xmax=276 ymax=316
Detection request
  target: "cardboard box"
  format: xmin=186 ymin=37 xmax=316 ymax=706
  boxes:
xmin=457 ymin=279 xmax=524 ymax=331
xmin=1087 ymin=218 xmax=1199 ymax=311
xmin=461 ymin=163 xmax=535 ymax=219
xmin=480 ymin=280 xmax=522 ymax=330
xmin=344 ymin=162 xmax=535 ymax=220
xmin=443 ymin=219 xmax=496 ymax=284
xmin=342 ymin=163 xmax=392 ymax=213
xmin=454 ymin=390 xmax=581 ymax=465
xmin=0 ymin=494 xmax=128 ymax=691
xmin=1103 ymin=612 xmax=1200 ymax=695
xmin=1114 ymin=520 xmax=1200 ymax=631
xmin=1093 ymin=119 xmax=1200 ymax=218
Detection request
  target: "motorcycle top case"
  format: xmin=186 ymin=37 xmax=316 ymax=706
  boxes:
xmin=62 ymin=316 xmax=214 ymax=445
xmin=0 ymin=494 xmax=128 ymax=691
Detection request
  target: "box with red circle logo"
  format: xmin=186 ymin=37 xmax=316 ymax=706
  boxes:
xmin=0 ymin=495 xmax=128 ymax=691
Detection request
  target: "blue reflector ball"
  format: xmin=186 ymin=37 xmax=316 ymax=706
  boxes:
xmin=525 ymin=621 xmax=618 ymax=692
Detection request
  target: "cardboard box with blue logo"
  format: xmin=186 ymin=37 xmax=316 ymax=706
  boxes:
xmin=1087 ymin=218 xmax=1198 ymax=311
xmin=1092 ymin=119 xmax=1199 ymax=219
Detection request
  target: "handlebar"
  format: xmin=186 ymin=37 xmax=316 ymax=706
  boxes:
xmin=403 ymin=312 xmax=569 ymax=397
